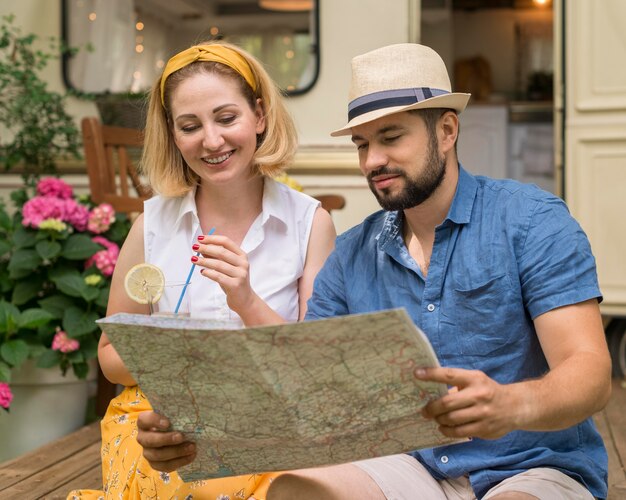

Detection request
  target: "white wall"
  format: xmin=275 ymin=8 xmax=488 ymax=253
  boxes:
xmin=286 ymin=0 xmax=416 ymax=146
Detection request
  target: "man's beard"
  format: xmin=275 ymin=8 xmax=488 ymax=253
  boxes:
xmin=366 ymin=135 xmax=446 ymax=211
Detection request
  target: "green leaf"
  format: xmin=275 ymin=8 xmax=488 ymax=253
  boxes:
xmin=0 ymin=239 xmax=10 ymax=257
xmin=8 ymin=248 xmax=42 ymax=274
xmin=0 ymin=207 xmax=11 ymax=231
xmin=18 ymin=308 xmax=54 ymax=329
xmin=0 ymin=339 xmax=29 ymax=366
xmin=35 ymin=240 xmax=62 ymax=260
xmin=7 ymin=266 xmax=32 ymax=280
xmin=104 ymin=218 xmax=131 ymax=244
xmin=63 ymin=306 xmax=98 ymax=336
xmin=80 ymin=285 xmax=100 ymax=302
xmin=0 ymin=361 xmax=11 ymax=382
xmin=48 ymin=268 xmax=85 ymax=298
xmin=38 ymin=294 xmax=75 ymax=319
xmin=61 ymin=234 xmax=102 ymax=260
xmin=0 ymin=300 xmax=20 ymax=334
xmin=76 ymin=334 xmax=98 ymax=359
xmin=67 ymin=350 xmax=84 ymax=363
xmin=72 ymin=361 xmax=89 ymax=379
xmin=36 ymin=349 xmax=61 ymax=369
xmin=11 ymin=278 xmax=43 ymax=305
xmin=12 ymin=226 xmax=38 ymax=249
xmin=95 ymin=286 xmax=110 ymax=309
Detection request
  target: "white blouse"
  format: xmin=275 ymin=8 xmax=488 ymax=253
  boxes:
xmin=143 ymin=177 xmax=319 ymax=325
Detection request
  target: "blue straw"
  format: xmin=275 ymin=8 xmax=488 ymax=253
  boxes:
xmin=174 ymin=227 xmax=215 ymax=314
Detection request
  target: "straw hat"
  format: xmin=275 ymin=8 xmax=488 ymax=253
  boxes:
xmin=331 ymin=43 xmax=471 ymax=137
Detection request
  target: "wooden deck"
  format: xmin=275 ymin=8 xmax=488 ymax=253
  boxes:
xmin=0 ymin=379 xmax=625 ymax=499
xmin=0 ymin=422 xmax=101 ymax=499
xmin=596 ymin=379 xmax=626 ymax=499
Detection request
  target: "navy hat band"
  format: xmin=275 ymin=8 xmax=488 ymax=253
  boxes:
xmin=347 ymin=87 xmax=449 ymax=121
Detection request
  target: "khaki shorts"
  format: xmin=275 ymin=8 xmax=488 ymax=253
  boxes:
xmin=353 ymin=454 xmax=595 ymax=500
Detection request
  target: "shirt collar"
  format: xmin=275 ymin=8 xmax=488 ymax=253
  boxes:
xmin=378 ymin=164 xmax=478 ymax=247
xmin=259 ymin=177 xmax=289 ymax=229
xmin=445 ymin=164 xmax=478 ymax=225
xmin=170 ymin=178 xmax=288 ymax=232
xmin=173 ymin=186 xmax=199 ymax=230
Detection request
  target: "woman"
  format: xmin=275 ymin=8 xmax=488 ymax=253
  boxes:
xmin=69 ymin=40 xmax=336 ymax=499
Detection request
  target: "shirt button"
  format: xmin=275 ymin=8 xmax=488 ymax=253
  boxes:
xmin=440 ymin=455 xmax=449 ymax=464
xmin=427 ymin=303 xmax=435 ymax=312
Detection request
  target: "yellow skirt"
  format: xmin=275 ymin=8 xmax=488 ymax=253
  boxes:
xmin=67 ymin=386 xmax=282 ymax=499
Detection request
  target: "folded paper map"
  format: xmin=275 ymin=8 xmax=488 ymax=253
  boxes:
xmin=99 ymin=308 xmax=463 ymax=482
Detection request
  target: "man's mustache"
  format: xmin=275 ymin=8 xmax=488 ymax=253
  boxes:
xmin=367 ymin=167 xmax=406 ymax=182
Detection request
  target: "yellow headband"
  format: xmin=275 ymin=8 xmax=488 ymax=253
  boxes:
xmin=160 ymin=44 xmax=257 ymax=106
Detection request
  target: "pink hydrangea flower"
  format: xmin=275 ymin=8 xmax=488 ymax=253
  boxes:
xmin=51 ymin=330 xmax=80 ymax=353
xmin=63 ymin=199 xmax=90 ymax=231
xmin=22 ymin=196 xmax=91 ymax=231
xmin=85 ymin=236 xmax=120 ymax=277
xmin=87 ymin=203 xmax=116 ymax=234
xmin=0 ymin=382 xmax=13 ymax=410
xmin=36 ymin=177 xmax=74 ymax=199
xmin=22 ymin=196 xmax=67 ymax=228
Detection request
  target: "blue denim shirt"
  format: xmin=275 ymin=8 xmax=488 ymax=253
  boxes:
xmin=306 ymin=166 xmax=607 ymax=499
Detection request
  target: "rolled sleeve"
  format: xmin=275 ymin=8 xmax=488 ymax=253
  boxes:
xmin=518 ymin=197 xmax=602 ymax=319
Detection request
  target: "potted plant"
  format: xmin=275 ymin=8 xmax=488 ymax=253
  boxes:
xmin=0 ymin=15 xmax=131 ymax=460
xmin=0 ymin=13 xmax=83 ymax=185
xmin=0 ymin=177 xmax=131 ymax=460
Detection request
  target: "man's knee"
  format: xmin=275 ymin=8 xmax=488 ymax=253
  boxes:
xmin=486 ymin=493 xmax=539 ymax=500
xmin=266 ymin=464 xmax=385 ymax=500
xmin=267 ymin=472 xmax=332 ymax=500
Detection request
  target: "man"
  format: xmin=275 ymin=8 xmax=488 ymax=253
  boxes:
xmin=137 ymin=44 xmax=611 ymax=499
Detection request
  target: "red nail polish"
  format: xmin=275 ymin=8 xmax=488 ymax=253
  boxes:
xmin=192 ymin=244 xmax=200 ymax=251
xmin=191 ymin=256 xmax=198 ymax=262
xmin=197 ymin=235 xmax=205 ymax=241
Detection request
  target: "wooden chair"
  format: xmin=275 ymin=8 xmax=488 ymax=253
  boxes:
xmin=314 ymin=194 xmax=346 ymax=214
xmin=82 ymin=117 xmax=152 ymax=415
xmin=81 ymin=117 xmax=151 ymax=215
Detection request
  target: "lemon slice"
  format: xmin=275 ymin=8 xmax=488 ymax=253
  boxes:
xmin=124 ymin=263 xmax=165 ymax=305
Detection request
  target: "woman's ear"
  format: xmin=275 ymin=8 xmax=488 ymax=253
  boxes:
xmin=439 ymin=111 xmax=459 ymax=154
xmin=255 ymin=98 xmax=266 ymax=135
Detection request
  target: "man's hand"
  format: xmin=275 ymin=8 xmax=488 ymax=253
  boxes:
xmin=416 ymin=367 xmax=522 ymax=440
xmin=136 ymin=411 xmax=197 ymax=472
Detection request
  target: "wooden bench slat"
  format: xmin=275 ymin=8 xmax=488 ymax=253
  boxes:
xmin=595 ymin=410 xmax=625 ymax=499
xmin=0 ymin=422 xmax=100 ymax=490
xmin=0 ymin=441 xmax=101 ymax=498
xmin=605 ymin=380 xmax=626 ymax=496
xmin=46 ymin=464 xmax=103 ymax=499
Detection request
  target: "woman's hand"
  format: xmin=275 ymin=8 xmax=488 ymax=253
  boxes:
xmin=136 ymin=411 xmax=197 ymax=472
xmin=192 ymin=234 xmax=258 ymax=314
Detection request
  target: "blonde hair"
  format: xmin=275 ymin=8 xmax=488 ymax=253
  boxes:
xmin=141 ymin=40 xmax=297 ymax=197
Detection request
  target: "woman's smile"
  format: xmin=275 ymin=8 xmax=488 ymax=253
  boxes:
xmin=201 ymin=150 xmax=234 ymax=166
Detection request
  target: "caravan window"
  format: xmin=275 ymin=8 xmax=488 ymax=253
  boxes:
xmin=61 ymin=0 xmax=319 ymax=96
